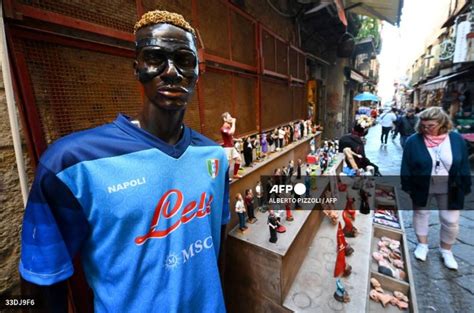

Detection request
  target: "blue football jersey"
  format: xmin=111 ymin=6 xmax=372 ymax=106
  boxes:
xmin=19 ymin=114 xmax=230 ymax=313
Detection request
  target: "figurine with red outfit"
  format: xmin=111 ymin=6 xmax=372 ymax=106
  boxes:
xmin=334 ymin=223 xmax=352 ymax=278
xmin=344 ymin=195 xmax=356 ymax=221
xmin=221 ymin=112 xmax=242 ymax=178
xmin=245 ymin=189 xmax=257 ymax=223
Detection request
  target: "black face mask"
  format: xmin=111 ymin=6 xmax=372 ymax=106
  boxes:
xmin=136 ymin=39 xmax=198 ymax=83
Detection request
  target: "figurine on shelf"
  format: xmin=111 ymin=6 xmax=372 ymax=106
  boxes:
xmin=310 ymin=137 xmax=316 ymax=154
xmin=323 ymin=206 xmax=339 ymax=225
xmin=342 ymin=209 xmax=358 ymax=238
xmin=254 ymin=135 xmax=262 ymax=160
xmin=289 ymin=123 xmax=294 ymax=144
xmin=296 ymin=159 xmax=302 ymax=180
xmin=268 ymin=210 xmax=278 ymax=243
xmin=221 ymin=112 xmax=242 ymax=179
xmin=242 ymin=136 xmax=253 ymax=167
xmin=235 ymin=193 xmax=247 ymax=232
xmin=359 ymin=187 xmax=371 ymax=215
xmin=285 ymin=200 xmax=294 ymax=221
xmin=284 ymin=126 xmax=290 ymax=146
xmin=303 ymin=120 xmax=308 ymax=137
xmin=320 ymin=152 xmax=329 ymax=173
xmin=260 ymin=133 xmax=268 ymax=158
xmin=255 ymin=181 xmax=265 ymax=212
xmin=344 ymin=196 xmax=356 ymax=221
xmin=270 ymin=129 xmax=278 ymax=152
xmin=323 ymin=140 xmax=329 ymax=153
xmin=308 ymin=120 xmax=314 ymax=135
xmin=334 ymin=278 xmax=350 ymax=303
xmin=277 ymin=127 xmax=285 ymax=150
xmin=294 ymin=122 xmax=300 ymax=141
xmin=334 ymin=237 xmax=352 ymax=277
xmin=337 ymin=222 xmax=354 ymax=256
xmin=288 ymin=160 xmax=294 ymax=178
xmin=245 ymin=189 xmax=257 ymax=223
xmin=299 ymin=120 xmax=305 ymax=139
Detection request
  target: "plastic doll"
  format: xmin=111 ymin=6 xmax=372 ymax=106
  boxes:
xmin=337 ymin=222 xmax=354 ymax=256
xmin=342 ymin=210 xmax=358 ymax=237
xmin=333 ymin=278 xmax=350 ymax=303
xmin=245 ymin=189 xmax=257 ymax=223
xmin=288 ymin=160 xmax=294 ymax=178
xmin=296 ymin=159 xmax=302 ymax=180
xmin=243 ymin=137 xmax=253 ymax=167
xmin=260 ymin=133 xmax=268 ymax=158
xmin=254 ymin=135 xmax=261 ymax=160
xmin=255 ymin=181 xmax=264 ymax=212
xmin=235 ymin=193 xmax=247 ymax=232
xmin=277 ymin=128 xmax=285 ymax=150
xmin=268 ymin=210 xmax=278 ymax=243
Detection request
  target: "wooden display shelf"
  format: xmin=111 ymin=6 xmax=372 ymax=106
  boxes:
xmin=227 ymin=132 xmax=321 ymax=231
xmin=224 ymin=180 xmax=330 ymax=313
xmin=369 ymin=186 xmax=418 ymax=313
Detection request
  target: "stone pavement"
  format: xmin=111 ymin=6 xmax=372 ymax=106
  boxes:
xmin=364 ymin=124 xmax=474 ymax=313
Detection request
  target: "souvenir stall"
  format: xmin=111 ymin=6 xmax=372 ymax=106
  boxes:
xmin=223 ymin=126 xmax=418 ymax=312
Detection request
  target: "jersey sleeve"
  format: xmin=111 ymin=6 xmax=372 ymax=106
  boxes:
xmin=19 ymin=162 xmax=89 ymax=286
xmin=221 ymin=170 xmax=231 ymax=225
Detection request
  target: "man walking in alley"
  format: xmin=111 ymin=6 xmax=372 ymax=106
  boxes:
xmin=398 ymin=108 xmax=418 ymax=148
xmin=19 ymin=10 xmax=229 ymax=313
xmin=379 ymin=107 xmax=398 ymax=145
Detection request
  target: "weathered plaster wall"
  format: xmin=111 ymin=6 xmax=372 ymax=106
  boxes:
xmin=324 ymin=58 xmax=349 ymax=139
xmin=0 ymin=67 xmax=32 ymax=296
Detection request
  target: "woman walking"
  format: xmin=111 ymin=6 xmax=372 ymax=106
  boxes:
xmin=401 ymin=107 xmax=471 ymax=270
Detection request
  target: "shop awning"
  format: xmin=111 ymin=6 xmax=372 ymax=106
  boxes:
xmin=345 ymin=0 xmax=404 ymax=25
xmin=442 ymin=2 xmax=470 ymax=28
xmin=421 ymin=70 xmax=470 ymax=91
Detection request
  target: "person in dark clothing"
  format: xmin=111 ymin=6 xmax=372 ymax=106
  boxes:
xmin=397 ymin=108 xmax=418 ymax=148
xmin=339 ymin=123 xmax=382 ymax=176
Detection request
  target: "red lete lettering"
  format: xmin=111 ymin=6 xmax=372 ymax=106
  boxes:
xmin=135 ymin=189 xmax=213 ymax=245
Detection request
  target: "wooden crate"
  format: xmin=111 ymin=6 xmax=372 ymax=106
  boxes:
xmin=374 ymin=184 xmax=404 ymax=233
xmin=368 ymin=226 xmax=418 ymax=312
xmin=367 ymin=271 xmax=418 ymax=313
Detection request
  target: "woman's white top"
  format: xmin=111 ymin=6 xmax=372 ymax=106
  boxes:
xmin=427 ymin=136 xmax=452 ymax=194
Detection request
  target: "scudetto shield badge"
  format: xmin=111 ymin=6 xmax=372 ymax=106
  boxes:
xmin=207 ymin=159 xmax=219 ymax=179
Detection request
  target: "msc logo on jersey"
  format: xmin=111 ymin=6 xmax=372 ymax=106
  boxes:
xmin=207 ymin=159 xmax=219 ymax=179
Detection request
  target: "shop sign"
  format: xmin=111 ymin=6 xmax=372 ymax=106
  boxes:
xmin=453 ymin=20 xmax=471 ymax=63
xmin=439 ymin=39 xmax=455 ymax=61
xmin=350 ymin=70 xmax=364 ymax=83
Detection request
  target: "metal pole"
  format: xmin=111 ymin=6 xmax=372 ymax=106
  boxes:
xmin=0 ymin=4 xmax=29 ymax=206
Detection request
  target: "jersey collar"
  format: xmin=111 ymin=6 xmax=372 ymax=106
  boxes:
xmin=114 ymin=114 xmax=191 ymax=159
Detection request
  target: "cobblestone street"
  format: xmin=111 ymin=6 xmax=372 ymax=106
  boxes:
xmin=365 ymin=124 xmax=474 ymax=313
